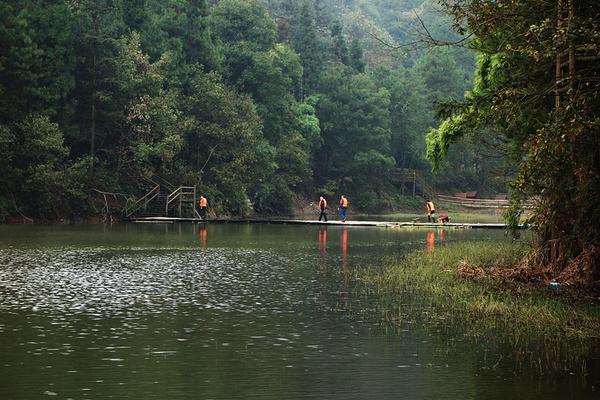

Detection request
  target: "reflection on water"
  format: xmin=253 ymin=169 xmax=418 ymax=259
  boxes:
xmin=341 ymin=227 xmax=348 ymax=276
xmin=0 ymin=224 xmax=596 ymax=400
xmin=198 ymin=224 xmax=208 ymax=248
xmin=318 ymin=227 xmax=326 ymax=255
xmin=425 ymin=229 xmax=448 ymax=253
xmin=426 ymin=231 xmax=435 ymax=253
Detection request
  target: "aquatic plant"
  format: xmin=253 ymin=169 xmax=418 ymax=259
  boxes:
xmin=355 ymin=241 xmax=600 ymax=373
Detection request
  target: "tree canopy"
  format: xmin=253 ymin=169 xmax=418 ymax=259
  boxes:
xmin=427 ymin=0 xmax=600 ymax=282
xmin=1 ymin=0 xmax=508 ymax=220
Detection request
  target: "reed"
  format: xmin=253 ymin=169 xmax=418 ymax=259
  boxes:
xmin=357 ymin=241 xmax=600 ymax=341
xmin=381 ymin=211 xmax=502 ymax=223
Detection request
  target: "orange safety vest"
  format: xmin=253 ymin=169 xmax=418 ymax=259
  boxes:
xmin=319 ymin=198 xmax=327 ymax=209
xmin=199 ymin=197 xmax=208 ymax=207
xmin=340 ymin=197 xmax=348 ymax=208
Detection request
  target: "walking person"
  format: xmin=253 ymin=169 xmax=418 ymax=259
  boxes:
xmin=318 ymin=195 xmax=328 ymax=222
xmin=339 ymin=195 xmax=349 ymax=222
xmin=426 ymin=199 xmax=436 ymax=223
xmin=199 ymin=195 xmax=208 ymax=219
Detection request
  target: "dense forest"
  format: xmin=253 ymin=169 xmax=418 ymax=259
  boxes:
xmin=0 ymin=0 xmax=510 ymax=219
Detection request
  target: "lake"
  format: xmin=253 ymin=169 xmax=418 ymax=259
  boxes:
xmin=0 ymin=223 xmax=596 ymax=399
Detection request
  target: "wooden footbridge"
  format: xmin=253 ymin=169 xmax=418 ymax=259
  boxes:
xmin=98 ymin=172 xmax=521 ymax=229
xmin=128 ymin=216 xmax=512 ymax=229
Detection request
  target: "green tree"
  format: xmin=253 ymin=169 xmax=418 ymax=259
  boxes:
xmin=429 ymin=0 xmax=600 ymax=281
xmin=123 ymin=0 xmax=148 ymax=33
xmin=143 ymin=0 xmax=220 ymax=70
xmin=0 ymin=116 xmax=87 ymax=219
xmin=181 ymin=69 xmax=262 ymax=215
xmin=349 ymin=38 xmax=365 ymax=73
xmin=72 ymin=0 xmax=127 ymax=178
xmin=0 ymin=1 xmax=76 ymax=124
xmin=115 ymin=32 xmax=186 ymax=178
xmin=372 ymin=66 xmax=430 ymax=170
xmin=317 ymin=65 xmax=393 ymax=202
xmin=415 ymin=47 xmax=466 ymax=106
xmin=330 ymin=21 xmax=349 ymax=65
xmin=210 ymin=0 xmax=276 ymax=52
xmin=291 ymin=1 xmax=325 ymax=96
xmin=210 ymin=1 xmax=312 ymax=213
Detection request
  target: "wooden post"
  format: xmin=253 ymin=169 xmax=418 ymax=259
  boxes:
xmin=193 ymin=185 xmax=197 ymax=218
xmin=178 ymin=192 xmax=182 ymax=217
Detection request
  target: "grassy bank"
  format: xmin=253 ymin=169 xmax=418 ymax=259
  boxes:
xmin=357 ymin=242 xmax=600 ymax=341
xmin=380 ymin=210 xmax=502 ymax=223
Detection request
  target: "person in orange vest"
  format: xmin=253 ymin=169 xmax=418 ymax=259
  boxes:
xmin=318 ymin=195 xmax=328 ymax=222
xmin=199 ymin=195 xmax=208 ymax=219
xmin=426 ymin=200 xmax=436 ymax=223
xmin=339 ymin=195 xmax=349 ymax=222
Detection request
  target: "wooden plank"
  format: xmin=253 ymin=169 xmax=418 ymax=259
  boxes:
xmin=126 ymin=217 xmax=521 ymax=229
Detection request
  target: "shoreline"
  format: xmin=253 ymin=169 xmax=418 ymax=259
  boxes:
xmin=357 ymin=241 xmax=600 ymax=339
xmin=355 ymin=241 xmax=600 ymax=372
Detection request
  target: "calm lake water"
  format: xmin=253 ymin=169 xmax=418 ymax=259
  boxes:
xmin=0 ymin=223 xmax=597 ymax=399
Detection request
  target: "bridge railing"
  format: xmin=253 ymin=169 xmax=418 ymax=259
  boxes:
xmin=125 ymin=185 xmax=160 ymax=217
xmin=165 ymin=186 xmax=197 ymax=217
xmin=437 ymin=195 xmax=535 ymax=209
xmin=389 ymin=168 xmax=437 ymax=200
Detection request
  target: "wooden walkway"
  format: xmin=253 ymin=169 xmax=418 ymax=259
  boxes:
xmin=129 ymin=216 xmax=511 ymax=229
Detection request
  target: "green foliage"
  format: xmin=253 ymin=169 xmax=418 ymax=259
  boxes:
xmin=1 ymin=0 xmax=493 ymax=220
xmin=290 ymin=1 xmax=325 ymax=96
xmin=210 ymin=0 xmax=276 ymax=51
xmin=372 ymin=66 xmax=430 ymax=170
xmin=348 ymin=38 xmax=365 ymax=73
xmin=358 ymin=240 xmax=600 ymax=354
xmin=140 ymin=0 xmax=220 ymax=71
xmin=0 ymin=1 xmax=76 ymax=122
xmin=252 ymin=176 xmax=294 ymax=215
xmin=181 ymin=69 xmax=262 ymax=211
xmin=426 ymin=114 xmax=470 ymax=171
xmin=316 ymin=65 xmax=393 ymax=198
xmin=208 ymin=1 xmax=316 ymax=213
xmin=296 ymin=96 xmax=321 ymax=151
xmin=431 ymin=0 xmax=600 ymax=279
xmin=0 ymin=115 xmax=88 ymax=218
xmin=116 ymin=33 xmax=185 ymax=176
xmin=416 ymin=47 xmax=469 ymax=105
xmin=330 ymin=21 xmax=349 ymax=65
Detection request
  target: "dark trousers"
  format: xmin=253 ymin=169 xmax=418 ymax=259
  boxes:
xmin=200 ymin=207 xmax=207 ymax=219
xmin=319 ymin=209 xmax=328 ymax=221
xmin=339 ymin=207 xmax=347 ymax=221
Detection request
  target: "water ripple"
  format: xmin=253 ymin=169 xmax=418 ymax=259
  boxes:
xmin=0 ymin=247 xmax=309 ymax=317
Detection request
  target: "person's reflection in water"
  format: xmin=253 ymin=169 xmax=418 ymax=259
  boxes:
xmin=341 ymin=227 xmax=348 ymax=291
xmin=198 ymin=225 xmax=207 ymax=248
xmin=316 ymin=227 xmax=329 ymax=304
xmin=319 ymin=227 xmax=327 ymax=255
xmin=318 ymin=227 xmax=328 ymax=276
xmin=426 ymin=230 xmax=435 ymax=253
xmin=440 ymin=229 xmax=447 ymax=243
